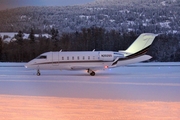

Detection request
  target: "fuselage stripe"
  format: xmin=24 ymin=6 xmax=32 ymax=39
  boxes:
xmin=32 ymin=60 xmax=112 ymax=65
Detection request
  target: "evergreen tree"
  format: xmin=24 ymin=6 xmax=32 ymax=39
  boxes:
xmin=14 ymin=30 xmax=24 ymax=61
xmin=51 ymin=28 xmax=59 ymax=40
xmin=28 ymin=28 xmax=35 ymax=43
xmin=15 ymin=30 xmax=24 ymax=45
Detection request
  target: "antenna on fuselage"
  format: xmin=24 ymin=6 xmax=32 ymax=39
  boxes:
xmin=92 ymin=49 xmax=95 ymax=52
xmin=60 ymin=49 xmax=62 ymax=52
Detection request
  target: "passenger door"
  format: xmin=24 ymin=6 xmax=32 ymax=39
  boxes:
xmin=52 ymin=52 xmax=59 ymax=66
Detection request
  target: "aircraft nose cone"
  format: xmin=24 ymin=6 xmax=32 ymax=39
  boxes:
xmin=25 ymin=61 xmax=33 ymax=68
xmin=24 ymin=63 xmax=29 ymax=68
xmin=25 ymin=60 xmax=37 ymax=69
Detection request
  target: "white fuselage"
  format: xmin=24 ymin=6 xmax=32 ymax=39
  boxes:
xmin=25 ymin=51 xmax=124 ymax=70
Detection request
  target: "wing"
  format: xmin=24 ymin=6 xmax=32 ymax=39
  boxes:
xmin=70 ymin=66 xmax=104 ymax=71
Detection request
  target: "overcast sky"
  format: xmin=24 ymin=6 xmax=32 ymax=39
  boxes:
xmin=0 ymin=0 xmax=95 ymax=10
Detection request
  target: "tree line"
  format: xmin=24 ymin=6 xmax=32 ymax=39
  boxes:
xmin=0 ymin=27 xmax=180 ymax=62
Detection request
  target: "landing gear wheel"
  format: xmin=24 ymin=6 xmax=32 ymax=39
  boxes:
xmin=87 ymin=69 xmax=96 ymax=76
xmin=90 ymin=71 xmax=95 ymax=76
xmin=37 ymin=69 xmax=41 ymax=76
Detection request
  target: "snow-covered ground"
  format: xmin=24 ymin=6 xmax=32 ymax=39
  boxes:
xmin=0 ymin=62 xmax=180 ymax=101
xmin=0 ymin=32 xmax=50 ymax=42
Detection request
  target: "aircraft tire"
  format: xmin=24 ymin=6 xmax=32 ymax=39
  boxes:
xmin=90 ymin=71 xmax=95 ymax=76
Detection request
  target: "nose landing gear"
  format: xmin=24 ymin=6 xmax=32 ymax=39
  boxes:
xmin=37 ymin=69 xmax=41 ymax=76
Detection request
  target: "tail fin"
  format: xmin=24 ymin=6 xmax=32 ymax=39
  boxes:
xmin=125 ymin=33 xmax=158 ymax=54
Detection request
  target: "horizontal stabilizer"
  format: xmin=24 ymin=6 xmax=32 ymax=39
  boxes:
xmin=111 ymin=55 xmax=152 ymax=67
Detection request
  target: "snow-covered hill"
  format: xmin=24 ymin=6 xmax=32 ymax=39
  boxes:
xmin=92 ymin=0 xmax=179 ymax=7
xmin=0 ymin=0 xmax=179 ymax=34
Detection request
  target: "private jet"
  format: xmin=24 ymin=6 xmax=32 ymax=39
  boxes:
xmin=25 ymin=33 xmax=158 ymax=76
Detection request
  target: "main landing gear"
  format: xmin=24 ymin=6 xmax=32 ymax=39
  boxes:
xmin=87 ymin=69 xmax=95 ymax=76
xmin=37 ymin=69 xmax=41 ymax=76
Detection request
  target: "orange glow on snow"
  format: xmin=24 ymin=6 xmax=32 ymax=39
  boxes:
xmin=0 ymin=95 xmax=180 ymax=120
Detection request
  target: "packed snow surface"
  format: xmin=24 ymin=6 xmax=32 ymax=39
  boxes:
xmin=0 ymin=62 xmax=180 ymax=101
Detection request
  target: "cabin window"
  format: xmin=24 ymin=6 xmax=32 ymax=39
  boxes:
xmin=36 ymin=55 xmax=47 ymax=59
xmin=88 ymin=56 xmax=90 ymax=60
xmin=62 ymin=57 xmax=64 ymax=60
xmin=83 ymin=56 xmax=85 ymax=60
xmin=72 ymin=56 xmax=74 ymax=60
xmin=67 ymin=56 xmax=69 ymax=60
xmin=77 ymin=56 xmax=79 ymax=60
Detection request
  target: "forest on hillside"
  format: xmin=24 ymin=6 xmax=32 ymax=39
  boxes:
xmin=0 ymin=27 xmax=180 ymax=62
xmin=0 ymin=0 xmax=179 ymax=34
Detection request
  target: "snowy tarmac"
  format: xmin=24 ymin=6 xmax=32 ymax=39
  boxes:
xmin=0 ymin=62 xmax=180 ymax=101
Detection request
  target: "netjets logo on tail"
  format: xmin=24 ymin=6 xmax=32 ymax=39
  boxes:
xmin=143 ymin=37 xmax=150 ymax=41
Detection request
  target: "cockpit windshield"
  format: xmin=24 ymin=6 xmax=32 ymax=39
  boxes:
xmin=36 ymin=55 xmax=47 ymax=59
